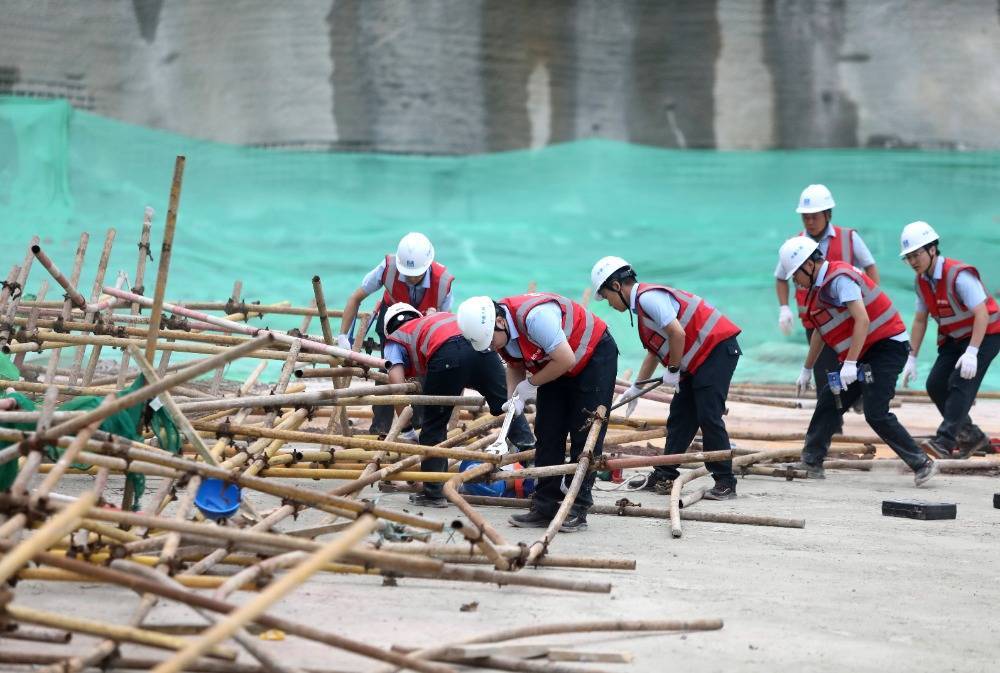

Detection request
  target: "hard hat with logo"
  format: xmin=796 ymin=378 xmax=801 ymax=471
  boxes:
xmin=796 ymin=184 xmax=836 ymax=214
xmin=590 ymin=256 xmax=631 ymax=299
xmin=395 ymin=232 xmax=435 ymax=276
xmin=777 ymin=237 xmax=820 ymax=280
xmin=899 ymin=221 xmax=940 ymax=257
xmin=457 ymin=296 xmax=496 ymax=352
xmin=383 ymin=302 xmax=421 ymax=335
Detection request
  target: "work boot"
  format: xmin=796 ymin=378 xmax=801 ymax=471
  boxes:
xmin=919 ymin=438 xmax=954 ymax=459
xmin=559 ymin=513 xmax=588 ymax=533
xmin=703 ymin=483 xmax=737 ymax=501
xmin=956 ymin=426 xmax=990 ymax=458
xmin=789 ymin=461 xmax=825 ymax=479
xmin=408 ymin=493 xmax=448 ymax=509
xmin=509 ymin=510 xmax=551 ymax=528
xmin=914 ymin=459 xmax=939 ymax=487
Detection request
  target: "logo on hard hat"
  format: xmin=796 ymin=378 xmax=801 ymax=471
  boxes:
xmin=803 ymin=198 xmax=810 ymax=205
xmin=405 ymin=260 xmax=415 ymax=267
xmin=903 ymin=239 xmax=909 ymax=247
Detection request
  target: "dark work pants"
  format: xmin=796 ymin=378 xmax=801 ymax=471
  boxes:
xmin=926 ymin=333 xmax=1000 ymax=449
xmin=654 ymin=336 xmax=741 ymax=489
xmin=802 ymin=339 xmax=928 ymax=471
xmin=417 ymin=338 xmax=535 ymax=498
xmin=803 ymin=327 xmax=844 ymax=452
xmin=369 ymin=305 xmax=395 ymax=434
xmin=532 ymin=333 xmax=617 ymax=518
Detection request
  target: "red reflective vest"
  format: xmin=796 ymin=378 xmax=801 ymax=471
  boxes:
xmin=385 ymin=312 xmax=462 ymax=378
xmin=378 ymin=255 xmax=454 ymax=314
xmin=634 ymin=284 xmax=741 ymax=374
xmin=498 ymin=293 xmax=607 ymax=377
xmin=916 ymin=258 xmax=1000 ymax=346
xmin=795 ymin=226 xmax=856 ymax=328
xmin=806 ymin=261 xmax=906 ymax=362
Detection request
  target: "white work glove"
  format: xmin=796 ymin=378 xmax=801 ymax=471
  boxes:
xmin=840 ymin=360 xmax=858 ymax=388
xmin=335 ymin=334 xmax=352 ymax=350
xmin=617 ymin=384 xmax=643 ymax=419
xmin=901 ymin=355 xmax=918 ymax=388
xmin=503 ymin=379 xmax=538 ymax=415
xmin=778 ymin=305 xmax=794 ymax=336
xmin=795 ymin=366 xmax=813 ymax=397
xmin=661 ymin=368 xmax=680 ymax=391
xmin=956 ymin=346 xmax=978 ymax=380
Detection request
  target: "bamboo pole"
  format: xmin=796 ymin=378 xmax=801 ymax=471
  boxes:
xmin=145 ymin=156 xmax=185 ymax=363
xmin=41 ymin=233 xmax=89 ymax=389
xmin=0 ymin=236 xmax=41 ymax=348
xmin=0 ymin=491 xmax=96 ymax=585
xmin=443 ymin=465 xmax=511 ymax=570
xmin=11 ymin=279 xmax=46 ymax=369
xmin=118 ymin=206 xmax=155 ymax=386
xmin=8 ymin=385 xmax=59 ymax=496
xmin=67 ymin=227 xmax=116 ymax=385
xmin=82 ymin=269 xmax=128 ymax=385
xmin=313 ymin=275 xmax=352 ymax=436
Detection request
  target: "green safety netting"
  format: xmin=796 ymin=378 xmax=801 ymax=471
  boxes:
xmin=1 ymin=97 xmax=998 ymax=391
xmin=0 ymin=372 xmax=182 ymax=506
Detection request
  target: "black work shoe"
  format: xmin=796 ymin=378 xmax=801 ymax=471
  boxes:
xmin=919 ymin=438 xmax=954 ymax=460
xmin=509 ymin=510 xmax=551 ymax=528
xmin=703 ymin=484 xmax=737 ymax=501
xmin=559 ymin=513 xmax=588 ymax=533
xmin=651 ymin=479 xmax=675 ymax=495
xmin=914 ymin=459 xmax=938 ymax=487
xmin=956 ymin=426 xmax=990 ymax=458
xmin=408 ymin=493 xmax=448 ymax=509
xmin=789 ymin=461 xmax=825 ymax=479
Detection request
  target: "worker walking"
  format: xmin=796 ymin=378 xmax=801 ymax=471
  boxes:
xmin=591 ymin=256 xmax=743 ymax=499
xmin=899 ymin=221 xmax=1000 ymax=458
xmin=775 ymin=185 xmax=880 ymax=438
xmin=382 ymin=304 xmax=536 ymax=507
xmin=456 ymin=292 xmax=617 ymax=532
xmin=338 ymin=232 xmax=455 ymax=435
xmin=776 ymin=237 xmax=937 ymax=485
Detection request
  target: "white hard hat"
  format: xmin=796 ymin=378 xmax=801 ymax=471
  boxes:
xmin=777 ymin=237 xmax=819 ymax=280
xmin=796 ymin=184 xmax=835 ymax=214
xmin=383 ymin=302 xmax=421 ymax=334
xmin=899 ymin=221 xmax=939 ymax=257
xmin=456 ymin=296 xmax=496 ymax=352
xmin=590 ymin=256 xmax=631 ymax=300
xmin=395 ymin=232 xmax=435 ymax=276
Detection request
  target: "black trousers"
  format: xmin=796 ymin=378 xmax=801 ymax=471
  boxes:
xmin=926 ymin=333 xmax=1000 ymax=449
xmin=654 ymin=336 xmax=741 ymax=489
xmin=368 ymin=305 xmax=395 ymax=434
xmin=802 ymin=339 xmax=928 ymax=471
xmin=802 ymin=327 xmax=844 ymax=452
xmin=417 ymin=338 xmax=535 ymax=497
xmin=532 ymin=333 xmax=618 ymax=518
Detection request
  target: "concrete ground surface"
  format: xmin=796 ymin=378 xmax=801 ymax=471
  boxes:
xmin=10 ymin=396 xmax=1000 ymax=673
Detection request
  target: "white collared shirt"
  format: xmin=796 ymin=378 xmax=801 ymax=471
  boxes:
xmin=500 ymin=303 xmax=566 ymax=358
xmin=629 ymin=284 xmax=679 ymax=328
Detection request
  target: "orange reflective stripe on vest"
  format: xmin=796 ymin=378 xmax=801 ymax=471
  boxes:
xmin=916 ymin=258 xmax=1000 ymax=345
xmin=634 ymin=284 xmax=741 ymax=374
xmin=795 ymin=226 xmax=855 ymax=327
xmin=806 ymin=261 xmax=905 ymax=362
xmin=498 ymin=293 xmax=607 ymax=377
xmin=385 ymin=313 xmax=462 ymax=377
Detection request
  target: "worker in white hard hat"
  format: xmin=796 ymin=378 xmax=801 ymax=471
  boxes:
xmin=776 ymin=237 xmax=937 ymax=486
xmin=591 ymin=256 xmax=743 ymax=500
xmin=338 ymin=232 xmax=455 ymax=434
xmin=381 ymin=303 xmax=535 ymax=507
xmin=456 ymin=292 xmax=617 ymax=533
xmin=899 ymin=221 xmax=1000 ymax=458
xmin=775 ymin=184 xmax=880 ymax=448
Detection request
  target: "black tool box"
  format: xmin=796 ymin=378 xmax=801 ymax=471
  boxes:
xmin=882 ymin=500 xmax=956 ymax=520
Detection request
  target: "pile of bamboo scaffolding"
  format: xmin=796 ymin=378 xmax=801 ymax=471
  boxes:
xmin=2 ymin=157 xmax=997 ymax=672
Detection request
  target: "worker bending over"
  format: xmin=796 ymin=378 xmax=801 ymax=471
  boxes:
xmin=899 ymin=221 xmax=1000 ymax=458
xmin=457 ymin=292 xmax=617 ymax=532
xmin=338 ymin=232 xmax=454 ymax=434
xmin=776 ymin=237 xmax=937 ymax=485
xmin=591 ymin=256 xmax=742 ymax=500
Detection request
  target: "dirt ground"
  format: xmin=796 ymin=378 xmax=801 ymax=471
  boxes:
xmin=12 ymin=395 xmax=1000 ymax=673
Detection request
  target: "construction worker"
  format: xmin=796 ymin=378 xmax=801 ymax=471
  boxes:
xmin=591 ymin=256 xmax=743 ymax=499
xmin=899 ymin=221 xmax=1000 ymax=458
xmin=775 ymin=185 xmax=880 ymax=446
xmin=776 ymin=237 xmax=937 ymax=485
xmin=382 ymin=303 xmax=536 ymax=507
xmin=338 ymin=232 xmax=454 ymax=434
xmin=456 ymin=292 xmax=617 ymax=532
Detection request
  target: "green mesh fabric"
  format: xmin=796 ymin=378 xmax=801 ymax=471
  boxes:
xmin=1 ymin=97 xmax=998 ymax=390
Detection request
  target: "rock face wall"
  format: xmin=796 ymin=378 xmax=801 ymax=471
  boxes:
xmin=2 ymin=0 xmax=998 ymax=152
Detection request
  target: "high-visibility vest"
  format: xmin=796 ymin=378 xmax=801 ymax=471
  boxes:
xmin=498 ymin=293 xmax=607 ymax=377
xmin=795 ymin=226 xmax=856 ymax=327
xmin=916 ymin=258 xmax=1000 ymax=346
xmin=385 ymin=313 xmax=462 ymax=377
xmin=634 ymin=284 xmax=741 ymax=374
xmin=378 ymin=255 xmax=454 ymax=315
xmin=806 ymin=261 xmax=906 ymax=362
